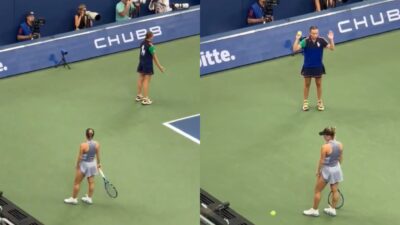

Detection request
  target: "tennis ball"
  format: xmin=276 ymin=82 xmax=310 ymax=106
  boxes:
xmin=297 ymin=31 xmax=302 ymax=36
xmin=270 ymin=210 xmax=276 ymax=216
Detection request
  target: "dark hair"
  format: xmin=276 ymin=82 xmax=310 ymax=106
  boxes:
xmin=319 ymin=127 xmax=336 ymax=137
xmin=86 ymin=128 xmax=95 ymax=139
xmin=309 ymin=26 xmax=318 ymax=31
xmin=145 ymin=31 xmax=154 ymax=39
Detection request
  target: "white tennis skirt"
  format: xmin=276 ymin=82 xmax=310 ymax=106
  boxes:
xmin=321 ymin=163 xmax=343 ymax=184
xmin=79 ymin=161 xmax=98 ymax=177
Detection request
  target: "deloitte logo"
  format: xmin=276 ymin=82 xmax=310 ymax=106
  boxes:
xmin=0 ymin=62 xmax=8 ymax=72
xmin=200 ymin=49 xmax=236 ymax=67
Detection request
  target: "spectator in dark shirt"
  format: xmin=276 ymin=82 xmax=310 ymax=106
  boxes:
xmin=247 ymin=0 xmax=273 ymax=25
xmin=17 ymin=12 xmax=37 ymax=41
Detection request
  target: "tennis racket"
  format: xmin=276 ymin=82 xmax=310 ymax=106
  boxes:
xmin=328 ymin=189 xmax=344 ymax=209
xmin=98 ymin=168 xmax=118 ymax=198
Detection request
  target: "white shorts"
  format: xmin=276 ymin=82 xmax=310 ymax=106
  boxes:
xmin=79 ymin=161 xmax=98 ymax=177
xmin=321 ymin=163 xmax=343 ymax=184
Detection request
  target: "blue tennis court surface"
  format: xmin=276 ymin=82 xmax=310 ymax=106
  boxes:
xmin=163 ymin=114 xmax=200 ymax=144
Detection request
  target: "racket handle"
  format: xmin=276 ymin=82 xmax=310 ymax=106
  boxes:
xmin=98 ymin=168 xmax=105 ymax=178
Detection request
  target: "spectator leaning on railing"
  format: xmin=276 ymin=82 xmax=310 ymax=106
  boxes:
xmin=74 ymin=4 xmax=93 ymax=30
xmin=17 ymin=12 xmax=37 ymax=41
xmin=116 ymin=0 xmax=136 ymax=22
xmin=314 ymin=0 xmax=349 ymax=11
xmin=247 ymin=0 xmax=273 ymax=25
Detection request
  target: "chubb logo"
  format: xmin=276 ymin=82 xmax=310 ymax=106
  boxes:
xmin=0 ymin=62 xmax=8 ymax=73
xmin=338 ymin=9 xmax=400 ymax=33
xmin=94 ymin=26 xmax=162 ymax=49
xmin=200 ymin=49 xmax=236 ymax=67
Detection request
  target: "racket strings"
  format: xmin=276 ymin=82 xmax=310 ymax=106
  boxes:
xmin=105 ymin=182 xmax=118 ymax=198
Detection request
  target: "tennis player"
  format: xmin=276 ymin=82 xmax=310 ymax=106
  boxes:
xmin=293 ymin=26 xmax=335 ymax=111
xmin=136 ymin=31 xmax=165 ymax=105
xmin=303 ymin=127 xmax=343 ymax=217
xmin=64 ymin=128 xmax=101 ymax=205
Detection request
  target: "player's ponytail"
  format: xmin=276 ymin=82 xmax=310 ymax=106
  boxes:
xmin=319 ymin=126 xmax=336 ymax=138
xmin=328 ymin=126 xmax=336 ymax=138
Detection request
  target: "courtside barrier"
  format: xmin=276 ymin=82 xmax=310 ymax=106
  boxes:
xmin=0 ymin=6 xmax=199 ymax=79
xmin=200 ymin=0 xmax=399 ymax=76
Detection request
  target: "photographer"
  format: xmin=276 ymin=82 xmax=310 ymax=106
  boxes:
xmin=149 ymin=0 xmax=172 ymax=14
xmin=149 ymin=0 xmax=189 ymax=14
xmin=115 ymin=0 xmax=136 ymax=22
xmin=17 ymin=12 xmax=37 ymax=41
xmin=247 ymin=0 xmax=274 ymax=25
xmin=74 ymin=4 xmax=93 ymax=30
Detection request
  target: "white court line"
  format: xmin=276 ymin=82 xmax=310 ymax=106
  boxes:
xmin=163 ymin=114 xmax=200 ymax=144
xmin=0 ymin=7 xmax=199 ymax=53
xmin=200 ymin=0 xmax=393 ymax=44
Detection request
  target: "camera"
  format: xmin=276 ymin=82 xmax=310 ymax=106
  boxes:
xmin=149 ymin=0 xmax=189 ymax=13
xmin=266 ymin=0 xmax=279 ymax=5
xmin=171 ymin=3 xmax=190 ymax=10
xmin=264 ymin=0 xmax=279 ymax=18
xmin=86 ymin=11 xmax=101 ymax=21
xmin=32 ymin=18 xmax=45 ymax=38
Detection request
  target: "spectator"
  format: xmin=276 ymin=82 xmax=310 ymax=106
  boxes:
xmin=149 ymin=0 xmax=172 ymax=14
xmin=131 ymin=0 xmax=143 ymax=18
xmin=247 ymin=0 xmax=273 ymax=25
xmin=148 ymin=0 xmax=189 ymax=14
xmin=17 ymin=12 xmax=37 ymax=41
xmin=116 ymin=0 xmax=135 ymax=22
xmin=74 ymin=4 xmax=92 ymax=30
xmin=315 ymin=0 xmax=337 ymax=11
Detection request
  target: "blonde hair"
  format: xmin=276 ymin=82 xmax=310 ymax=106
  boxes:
xmin=78 ymin=4 xmax=87 ymax=11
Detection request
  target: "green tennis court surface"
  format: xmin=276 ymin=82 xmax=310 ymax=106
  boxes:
xmin=200 ymin=30 xmax=400 ymax=225
xmin=0 ymin=36 xmax=199 ymax=225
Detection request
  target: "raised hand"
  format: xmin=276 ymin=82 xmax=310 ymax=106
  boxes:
xmin=295 ymin=31 xmax=302 ymax=40
xmin=328 ymin=30 xmax=334 ymax=40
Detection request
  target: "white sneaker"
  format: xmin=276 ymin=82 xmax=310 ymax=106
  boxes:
xmin=135 ymin=95 xmax=143 ymax=102
xmin=303 ymin=208 xmax=319 ymax=217
xmin=81 ymin=194 xmax=93 ymax=204
xmin=317 ymin=100 xmax=325 ymax=111
xmin=302 ymin=100 xmax=309 ymax=111
xmin=141 ymin=97 xmax=153 ymax=105
xmin=64 ymin=197 xmax=78 ymax=205
xmin=324 ymin=206 xmax=336 ymax=216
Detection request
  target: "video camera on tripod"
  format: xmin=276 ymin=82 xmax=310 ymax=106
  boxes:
xmin=32 ymin=18 xmax=45 ymax=39
xmin=262 ymin=0 xmax=279 ymax=22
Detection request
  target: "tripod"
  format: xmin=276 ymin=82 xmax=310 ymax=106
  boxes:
xmin=55 ymin=52 xmax=71 ymax=69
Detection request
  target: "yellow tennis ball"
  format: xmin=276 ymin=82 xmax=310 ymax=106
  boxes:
xmin=297 ymin=31 xmax=302 ymax=36
xmin=270 ymin=210 xmax=276 ymax=216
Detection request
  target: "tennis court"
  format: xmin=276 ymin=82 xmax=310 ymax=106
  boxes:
xmin=0 ymin=36 xmax=199 ymax=225
xmin=200 ymin=30 xmax=400 ymax=225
